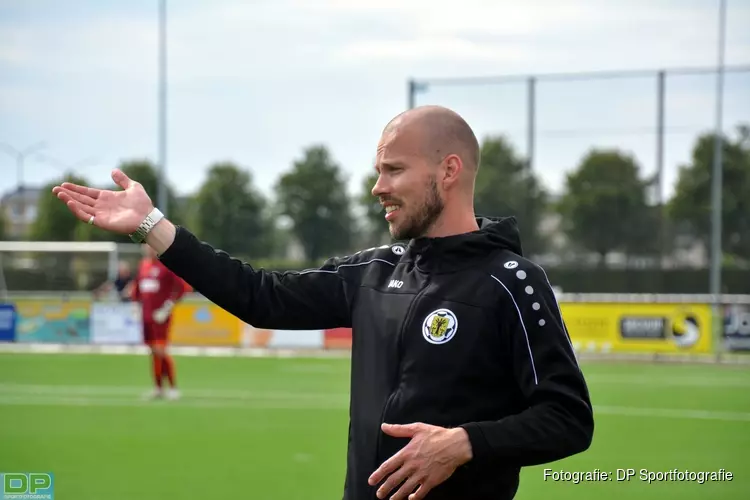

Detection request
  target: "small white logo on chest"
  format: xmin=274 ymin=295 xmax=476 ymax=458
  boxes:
xmin=388 ymin=280 xmax=404 ymax=289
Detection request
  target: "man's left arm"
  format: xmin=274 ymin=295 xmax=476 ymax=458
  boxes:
xmin=460 ymin=264 xmax=594 ymax=467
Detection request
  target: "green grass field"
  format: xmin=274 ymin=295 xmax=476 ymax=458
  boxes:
xmin=1 ymin=352 xmax=748 ymax=499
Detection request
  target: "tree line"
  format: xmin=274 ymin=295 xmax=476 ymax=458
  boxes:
xmin=5 ymin=123 xmax=750 ymax=269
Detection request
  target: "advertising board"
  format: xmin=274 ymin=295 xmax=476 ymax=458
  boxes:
xmin=169 ymin=303 xmax=243 ymax=346
xmin=0 ymin=304 xmax=16 ymax=342
xmin=14 ymin=299 xmax=90 ymax=344
xmin=90 ymin=301 xmax=143 ymax=344
xmin=722 ymin=303 xmax=750 ymax=351
xmin=560 ymin=302 xmax=712 ymax=354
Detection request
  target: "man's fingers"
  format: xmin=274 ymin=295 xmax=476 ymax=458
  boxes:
xmin=408 ymin=482 xmax=434 ymax=500
xmin=382 ymin=423 xmax=421 ymax=438
xmin=57 ymin=182 xmax=101 ymax=200
xmin=65 ymin=200 xmax=96 ymax=222
xmin=55 ymin=190 xmax=78 ymax=209
xmin=391 ymin=475 xmax=422 ymax=500
xmin=56 ymin=191 xmax=95 ymax=220
xmin=369 ymin=450 xmax=406 ymax=486
xmin=375 ymin=465 xmax=411 ymax=500
xmin=56 ymin=191 xmax=81 ymax=210
xmin=111 ymin=168 xmax=132 ymax=190
xmin=56 ymin=187 xmax=97 ymax=208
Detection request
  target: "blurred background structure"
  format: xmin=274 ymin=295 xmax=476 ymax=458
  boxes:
xmin=1 ymin=1 xmax=749 ymax=499
xmin=2 ymin=62 xmax=750 ymax=294
xmin=1 ymin=1 xmax=748 ymax=295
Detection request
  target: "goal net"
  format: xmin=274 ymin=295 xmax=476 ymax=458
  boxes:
xmin=0 ymin=241 xmax=146 ymax=297
xmin=0 ymin=241 xmax=145 ymax=344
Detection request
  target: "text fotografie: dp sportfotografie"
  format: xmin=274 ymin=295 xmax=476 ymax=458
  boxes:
xmin=544 ymin=468 xmax=734 ymax=484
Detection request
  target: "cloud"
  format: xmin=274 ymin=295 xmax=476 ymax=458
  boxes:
xmin=335 ymin=37 xmax=529 ymax=64
xmin=0 ymin=45 xmax=28 ymax=65
xmin=0 ymin=17 xmax=155 ymax=80
xmin=3 ymin=0 xmax=747 ymax=85
xmin=324 ymin=0 xmax=589 ymax=67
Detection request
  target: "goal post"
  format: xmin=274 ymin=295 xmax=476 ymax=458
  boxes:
xmin=0 ymin=240 xmax=143 ymax=299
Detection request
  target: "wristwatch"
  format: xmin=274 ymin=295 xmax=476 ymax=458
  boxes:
xmin=129 ymin=207 xmax=165 ymax=243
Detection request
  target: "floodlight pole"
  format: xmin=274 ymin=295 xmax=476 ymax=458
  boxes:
xmin=0 ymin=140 xmax=47 ymax=192
xmin=709 ymin=0 xmax=727 ymax=356
xmin=157 ymin=0 xmax=169 ymax=216
xmin=35 ymin=153 xmax=98 ymax=175
xmin=0 ymin=140 xmax=47 ymax=238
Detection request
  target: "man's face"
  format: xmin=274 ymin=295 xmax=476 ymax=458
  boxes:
xmin=372 ymin=127 xmax=445 ymax=240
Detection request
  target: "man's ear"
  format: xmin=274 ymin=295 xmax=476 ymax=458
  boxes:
xmin=441 ymin=154 xmax=463 ymax=188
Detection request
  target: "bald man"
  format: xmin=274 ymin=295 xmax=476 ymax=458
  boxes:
xmin=52 ymin=105 xmax=593 ymax=500
xmin=373 ymin=105 xmax=482 ymax=241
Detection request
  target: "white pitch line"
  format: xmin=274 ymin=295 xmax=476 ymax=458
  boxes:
xmin=594 ymin=405 xmax=750 ymax=422
xmin=585 ymin=374 xmax=750 ymax=387
xmin=1 ymin=385 xmax=749 ymax=422
xmin=0 ymin=383 xmax=348 ymax=400
xmin=0 ymin=394 xmax=349 ymax=410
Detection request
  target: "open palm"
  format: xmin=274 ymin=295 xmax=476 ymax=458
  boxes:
xmin=52 ymin=169 xmax=154 ymax=235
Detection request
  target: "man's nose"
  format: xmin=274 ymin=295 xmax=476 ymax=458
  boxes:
xmin=371 ymin=174 xmax=387 ymax=198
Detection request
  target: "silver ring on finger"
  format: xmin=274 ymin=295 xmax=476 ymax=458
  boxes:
xmin=88 ymin=215 xmax=95 ymax=225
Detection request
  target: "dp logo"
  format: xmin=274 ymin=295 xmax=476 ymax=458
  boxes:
xmin=2 ymin=473 xmax=54 ymax=499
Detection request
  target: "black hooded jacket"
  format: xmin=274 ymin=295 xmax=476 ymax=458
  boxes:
xmin=158 ymin=216 xmax=594 ymax=499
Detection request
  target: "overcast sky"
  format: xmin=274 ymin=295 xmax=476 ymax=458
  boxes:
xmin=1 ymin=0 xmax=749 ymax=207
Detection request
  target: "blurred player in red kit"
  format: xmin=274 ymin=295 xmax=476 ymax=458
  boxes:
xmin=132 ymin=244 xmax=190 ymax=400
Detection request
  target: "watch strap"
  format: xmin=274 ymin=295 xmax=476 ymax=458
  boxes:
xmin=129 ymin=208 xmax=165 ymax=243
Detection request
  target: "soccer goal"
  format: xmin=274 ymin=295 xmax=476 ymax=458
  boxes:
xmin=0 ymin=240 xmax=144 ymax=300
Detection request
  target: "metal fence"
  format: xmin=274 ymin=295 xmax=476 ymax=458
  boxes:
xmin=407 ymin=65 xmax=750 ymax=294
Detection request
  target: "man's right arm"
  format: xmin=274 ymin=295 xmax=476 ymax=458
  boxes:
xmin=148 ymin=219 xmax=354 ymax=330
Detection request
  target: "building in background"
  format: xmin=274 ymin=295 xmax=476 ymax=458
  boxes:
xmin=0 ymin=187 xmax=42 ymax=240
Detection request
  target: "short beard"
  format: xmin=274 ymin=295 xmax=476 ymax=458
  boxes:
xmin=391 ymin=175 xmax=444 ymax=240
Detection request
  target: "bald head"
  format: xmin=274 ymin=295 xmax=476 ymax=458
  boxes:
xmin=373 ymin=105 xmax=481 ymax=240
xmin=384 ymin=105 xmax=480 ymax=174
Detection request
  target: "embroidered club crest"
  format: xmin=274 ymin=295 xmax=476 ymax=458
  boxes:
xmin=422 ymin=309 xmax=458 ymax=345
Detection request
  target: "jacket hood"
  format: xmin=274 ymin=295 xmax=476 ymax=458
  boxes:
xmin=403 ymin=216 xmax=524 ymax=273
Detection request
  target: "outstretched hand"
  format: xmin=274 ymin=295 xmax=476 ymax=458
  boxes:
xmin=369 ymin=422 xmax=473 ymax=500
xmin=52 ymin=169 xmax=154 ymax=235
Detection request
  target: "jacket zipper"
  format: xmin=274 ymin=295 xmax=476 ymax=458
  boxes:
xmin=372 ymin=277 xmax=431 ymax=489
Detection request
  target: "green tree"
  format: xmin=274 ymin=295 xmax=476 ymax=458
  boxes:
xmin=30 ymin=173 xmax=90 ymax=241
xmin=193 ymin=162 xmax=270 ymax=256
xmin=669 ymin=125 xmax=750 ymax=261
xmin=558 ymin=149 xmax=652 ymax=264
xmin=359 ymin=170 xmax=390 ymax=246
xmin=473 ymin=136 xmax=549 ymax=256
xmin=275 ymin=145 xmax=354 ymax=262
xmin=0 ymin=210 xmax=6 ymax=240
xmin=25 ymin=174 xmax=110 ymax=290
